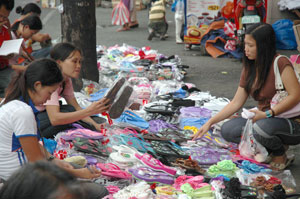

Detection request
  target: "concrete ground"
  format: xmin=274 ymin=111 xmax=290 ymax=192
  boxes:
xmin=12 ymin=0 xmax=300 ymax=192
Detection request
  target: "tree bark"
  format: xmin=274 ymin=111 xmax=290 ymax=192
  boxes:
xmin=61 ymin=0 xmax=98 ymax=91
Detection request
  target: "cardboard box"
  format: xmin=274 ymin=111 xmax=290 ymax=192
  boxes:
xmin=293 ymin=20 xmax=300 ymax=52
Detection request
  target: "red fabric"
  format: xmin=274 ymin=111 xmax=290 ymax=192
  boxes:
xmin=0 ymin=26 xmax=11 ymax=69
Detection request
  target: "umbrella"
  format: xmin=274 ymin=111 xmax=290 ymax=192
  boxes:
xmin=112 ymin=0 xmax=130 ymax=26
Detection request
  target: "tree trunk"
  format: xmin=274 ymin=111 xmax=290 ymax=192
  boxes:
xmin=61 ymin=0 xmax=98 ymax=91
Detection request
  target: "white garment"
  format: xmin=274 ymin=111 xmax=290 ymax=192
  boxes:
xmin=174 ymin=0 xmax=185 ymax=43
xmin=278 ymin=0 xmax=300 ymax=10
xmin=0 ymin=100 xmax=37 ymax=180
xmin=175 ymin=12 xmax=184 ymax=42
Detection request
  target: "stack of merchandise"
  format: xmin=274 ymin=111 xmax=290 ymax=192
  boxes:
xmin=46 ymin=44 xmax=298 ymax=199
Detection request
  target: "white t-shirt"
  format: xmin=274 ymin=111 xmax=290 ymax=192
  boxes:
xmin=0 ymin=100 xmax=38 ymax=180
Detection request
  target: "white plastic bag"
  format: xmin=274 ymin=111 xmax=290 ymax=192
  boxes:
xmin=239 ymin=119 xmax=269 ymax=162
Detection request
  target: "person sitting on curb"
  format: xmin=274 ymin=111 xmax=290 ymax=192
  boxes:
xmin=11 ymin=15 xmax=42 ymax=65
xmin=13 ymin=3 xmax=52 ymax=60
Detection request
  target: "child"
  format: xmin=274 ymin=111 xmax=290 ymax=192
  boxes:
xmin=14 ymin=3 xmax=52 ymax=59
xmin=148 ymin=0 xmax=168 ymax=41
xmin=11 ymin=15 xmax=42 ymax=65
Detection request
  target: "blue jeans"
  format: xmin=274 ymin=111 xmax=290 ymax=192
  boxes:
xmin=31 ymin=47 xmax=51 ymax=59
xmin=0 ymin=67 xmax=13 ymax=98
xmin=221 ymin=117 xmax=300 ymax=156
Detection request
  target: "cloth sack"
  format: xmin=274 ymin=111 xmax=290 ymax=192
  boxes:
xmin=270 ymin=55 xmax=300 ymax=118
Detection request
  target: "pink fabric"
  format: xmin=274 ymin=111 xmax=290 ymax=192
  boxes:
xmin=224 ymin=21 xmax=237 ymax=51
xmin=36 ymin=78 xmax=75 ymax=111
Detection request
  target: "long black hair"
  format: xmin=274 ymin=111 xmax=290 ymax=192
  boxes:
xmin=16 ymin=3 xmax=41 ymax=15
xmin=0 ymin=0 xmax=14 ymax=11
xmin=0 ymin=161 xmax=85 ymax=199
xmin=3 ymin=59 xmax=63 ymax=105
xmin=11 ymin=14 xmax=42 ymax=32
xmin=243 ymin=23 xmax=277 ymax=99
xmin=50 ymin=42 xmax=81 ymax=61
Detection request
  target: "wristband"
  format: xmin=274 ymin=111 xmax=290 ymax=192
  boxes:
xmin=265 ymin=110 xmax=273 ymax=118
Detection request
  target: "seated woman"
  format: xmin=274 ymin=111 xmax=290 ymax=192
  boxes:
xmin=36 ymin=43 xmax=110 ymax=138
xmin=193 ymin=23 xmax=300 ymax=171
xmin=11 ymin=14 xmax=42 ymax=66
xmin=0 ymin=59 xmax=108 ymax=198
xmin=14 ymin=3 xmax=51 ymax=60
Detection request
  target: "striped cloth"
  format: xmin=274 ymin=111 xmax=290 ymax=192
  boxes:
xmin=149 ymin=0 xmax=166 ymax=23
xmin=112 ymin=0 xmax=130 ymax=25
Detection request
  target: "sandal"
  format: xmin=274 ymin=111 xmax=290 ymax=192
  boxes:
xmin=172 ymin=158 xmax=206 ymax=175
xmin=72 ymin=137 xmax=108 ymax=157
xmin=151 ymin=141 xmax=189 ymax=159
xmin=270 ymin=156 xmax=295 ymax=171
xmin=109 ymin=85 xmax=133 ymax=119
xmin=105 ymin=77 xmax=126 ymax=104
xmin=144 ymin=104 xmax=178 ymax=116
xmin=129 ymin=166 xmax=175 ymax=185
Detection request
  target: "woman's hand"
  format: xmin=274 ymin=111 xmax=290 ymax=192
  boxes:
xmin=53 ymin=158 xmax=74 ymax=169
xmin=75 ymin=166 xmax=102 ymax=179
xmin=250 ymin=109 xmax=266 ymax=122
xmin=192 ymin=122 xmax=212 ymax=140
xmin=87 ymin=98 xmax=111 ymax=115
xmin=94 ymin=123 xmax=106 ymax=132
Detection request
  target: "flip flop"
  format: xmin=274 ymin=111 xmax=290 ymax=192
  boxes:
xmin=109 ymin=86 xmax=133 ymax=119
xmin=105 ymin=77 xmax=125 ymax=104
xmin=129 ymin=166 xmax=174 ymax=185
xmin=135 ymin=153 xmax=177 ymax=175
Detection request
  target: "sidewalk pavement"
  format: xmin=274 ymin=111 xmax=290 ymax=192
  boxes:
xmin=11 ymin=0 xmax=300 ymax=192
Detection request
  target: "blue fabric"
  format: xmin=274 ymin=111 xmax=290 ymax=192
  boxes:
xmin=115 ymin=110 xmax=149 ymax=129
xmin=31 ymin=47 xmax=51 ymax=59
xmin=42 ymin=138 xmax=57 ymax=154
xmin=89 ymin=88 xmax=109 ymax=102
xmin=180 ymin=117 xmax=209 ymax=129
xmin=272 ymin=19 xmax=297 ymax=50
xmin=172 ymin=87 xmax=187 ymax=98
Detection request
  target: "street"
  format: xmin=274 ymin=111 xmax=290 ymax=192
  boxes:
xmin=11 ymin=0 xmax=300 ymax=192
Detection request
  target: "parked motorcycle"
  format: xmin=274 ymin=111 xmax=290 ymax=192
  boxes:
xmin=234 ymin=0 xmax=266 ymax=45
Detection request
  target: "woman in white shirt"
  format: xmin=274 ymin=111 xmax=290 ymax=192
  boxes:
xmin=0 ymin=58 xmax=108 ymax=198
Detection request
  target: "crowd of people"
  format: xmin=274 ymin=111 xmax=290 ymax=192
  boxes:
xmin=0 ymin=0 xmax=300 ymax=198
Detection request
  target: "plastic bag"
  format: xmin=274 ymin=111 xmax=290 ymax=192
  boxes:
xmin=239 ymin=119 xmax=268 ymax=162
xmin=272 ymin=19 xmax=297 ymax=50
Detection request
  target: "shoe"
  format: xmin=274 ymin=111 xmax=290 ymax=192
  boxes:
xmin=160 ymin=35 xmax=166 ymax=40
xmin=270 ymin=156 xmax=295 ymax=171
xmin=129 ymin=23 xmax=139 ymax=28
xmin=108 ymin=85 xmax=133 ymax=119
xmin=148 ymin=31 xmax=155 ymax=41
xmin=105 ymin=77 xmax=125 ymax=104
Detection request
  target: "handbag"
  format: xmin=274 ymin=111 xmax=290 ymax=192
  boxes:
xmin=270 ymin=55 xmax=300 ymax=118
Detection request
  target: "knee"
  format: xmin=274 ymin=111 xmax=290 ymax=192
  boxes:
xmin=220 ymin=121 xmax=233 ymax=142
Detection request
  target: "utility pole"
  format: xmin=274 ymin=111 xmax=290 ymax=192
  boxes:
xmin=61 ymin=0 xmax=98 ymax=91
